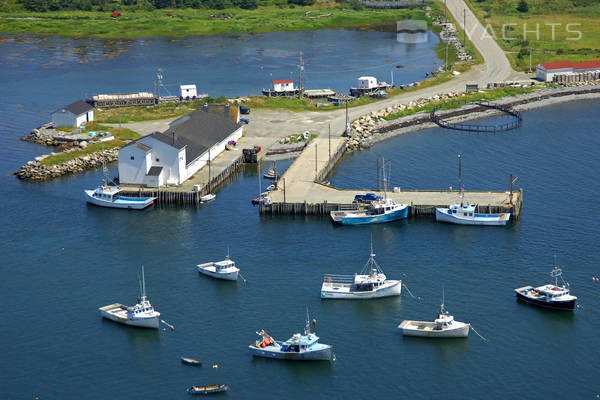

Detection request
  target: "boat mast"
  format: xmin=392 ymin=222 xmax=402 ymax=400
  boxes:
xmin=382 ymin=157 xmax=388 ymax=200
xmin=141 ymin=265 xmax=147 ymax=300
xmin=440 ymin=287 xmax=446 ymax=315
xmin=304 ymin=307 xmax=311 ymax=335
xmin=458 ymin=153 xmax=463 ymax=206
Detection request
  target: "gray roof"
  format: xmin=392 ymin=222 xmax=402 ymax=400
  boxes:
xmin=121 ymin=107 xmax=240 ymax=166
xmin=54 ymin=100 xmax=94 ymax=115
xmin=147 ymin=166 xmax=163 ymax=176
xmin=164 ymin=107 xmax=241 ymax=165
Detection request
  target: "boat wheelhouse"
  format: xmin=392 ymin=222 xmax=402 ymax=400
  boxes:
xmin=398 ymin=292 xmax=470 ymax=338
xmin=197 ymin=252 xmax=240 ymax=281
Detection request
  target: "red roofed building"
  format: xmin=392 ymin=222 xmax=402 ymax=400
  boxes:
xmin=536 ymin=60 xmax=600 ymax=81
xmin=272 ymin=79 xmax=295 ymax=92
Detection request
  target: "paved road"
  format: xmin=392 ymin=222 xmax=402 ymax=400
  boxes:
xmin=246 ymin=0 xmax=528 ymax=141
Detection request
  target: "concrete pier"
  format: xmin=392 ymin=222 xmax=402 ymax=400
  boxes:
xmin=263 ymin=138 xmax=523 ymax=219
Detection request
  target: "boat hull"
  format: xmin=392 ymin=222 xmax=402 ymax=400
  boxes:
xmin=85 ymin=190 xmax=155 ymax=210
xmin=435 ymin=208 xmax=510 ymax=226
xmin=197 ymin=266 xmax=239 ymax=281
xmin=331 ymin=205 xmax=408 ymax=225
xmin=515 ymin=291 xmax=575 ymax=311
xmin=398 ymin=320 xmax=470 ymax=338
xmin=249 ymin=345 xmax=332 ymax=361
xmin=321 ymin=280 xmax=402 ymax=299
xmin=99 ymin=308 xmax=160 ymax=329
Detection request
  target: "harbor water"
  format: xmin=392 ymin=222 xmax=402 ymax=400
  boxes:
xmin=1 ymin=32 xmax=599 ymax=399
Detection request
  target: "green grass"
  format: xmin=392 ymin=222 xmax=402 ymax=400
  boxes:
xmin=41 ymin=123 xmax=140 ymax=166
xmin=464 ymin=0 xmax=600 ymax=71
xmin=0 ymin=6 xmax=426 ymax=38
xmin=383 ymin=85 xmax=539 ymax=120
xmin=95 ymin=101 xmax=203 ymax=123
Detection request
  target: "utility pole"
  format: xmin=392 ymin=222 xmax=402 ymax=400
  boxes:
xmin=156 ymin=68 xmax=163 ymax=104
xmin=283 ymin=178 xmax=286 ymax=204
xmin=298 ymin=52 xmax=304 ymax=96
xmin=328 ymin=123 xmax=331 ymax=160
xmin=444 ymin=0 xmax=447 ymax=22
xmin=463 ymin=9 xmax=466 ymax=48
xmin=345 ymin=101 xmax=350 ymax=136
xmin=315 ymin=143 xmax=318 ymax=181
xmin=528 ymin=47 xmax=533 ymax=73
xmin=390 ymin=70 xmax=394 ymax=87
xmin=377 ymin=159 xmax=380 ymax=191
xmin=445 ymin=41 xmax=449 ymax=71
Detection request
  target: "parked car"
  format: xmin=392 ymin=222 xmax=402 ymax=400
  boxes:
xmin=240 ymin=118 xmax=249 ymax=124
xmin=353 ymin=193 xmax=383 ymax=203
xmin=239 ymin=105 xmax=251 ymax=115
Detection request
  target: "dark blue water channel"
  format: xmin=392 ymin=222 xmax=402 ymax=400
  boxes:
xmin=1 ymin=31 xmax=599 ymax=399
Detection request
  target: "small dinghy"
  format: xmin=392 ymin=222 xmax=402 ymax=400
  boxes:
xmin=200 ymin=193 xmax=216 ymax=203
xmin=187 ymin=384 xmax=228 ymax=395
xmin=197 ymin=250 xmax=240 ymax=281
xmin=251 ymin=192 xmax=271 ymax=205
xmin=181 ymin=357 xmax=202 ymax=366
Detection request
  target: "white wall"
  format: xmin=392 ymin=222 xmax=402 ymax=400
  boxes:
xmin=52 ymin=110 xmax=94 ymax=127
xmin=180 ymin=85 xmax=197 ymax=98
xmin=536 ymin=66 xmax=572 ymax=82
xmin=274 ymin=82 xmax=294 ymax=91
xmin=358 ymin=77 xmax=377 ymax=89
xmin=185 ymin=126 xmax=243 ymax=179
xmin=118 ymin=145 xmax=150 ymax=185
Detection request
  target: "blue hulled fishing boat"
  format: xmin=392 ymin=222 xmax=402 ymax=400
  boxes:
xmin=248 ymin=311 xmax=333 ymax=361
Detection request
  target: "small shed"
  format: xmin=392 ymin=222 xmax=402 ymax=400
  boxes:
xmin=272 ymin=79 xmax=294 ymax=92
xmin=52 ymin=100 xmax=94 ymax=128
xmin=357 ymin=76 xmax=378 ymax=89
xmin=180 ymin=84 xmax=198 ymax=99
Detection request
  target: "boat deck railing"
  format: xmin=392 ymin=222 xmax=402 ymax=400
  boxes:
xmin=322 ymin=274 xmax=355 ymax=285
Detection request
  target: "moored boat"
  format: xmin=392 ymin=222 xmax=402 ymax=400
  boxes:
xmin=197 ymin=251 xmax=240 ymax=281
xmin=515 ymin=258 xmax=577 ymax=311
xmin=435 ymin=154 xmax=510 ymax=226
xmin=187 ymin=384 xmax=228 ymax=395
xmin=321 ymin=239 xmax=401 ymax=299
xmin=85 ymin=163 xmax=156 ymax=210
xmin=181 ymin=357 xmax=202 ymax=366
xmin=200 ymin=193 xmax=216 ymax=203
xmin=251 ymin=191 xmax=271 ymax=205
xmin=398 ymin=293 xmax=470 ymax=338
xmin=248 ymin=311 xmax=333 ymax=361
xmin=99 ymin=266 xmax=161 ymax=329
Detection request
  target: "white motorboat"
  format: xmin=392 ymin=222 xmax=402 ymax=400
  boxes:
xmin=435 ymin=154 xmax=510 ymax=226
xmin=321 ymin=239 xmax=402 ymax=299
xmin=85 ymin=164 xmax=156 ymax=210
xmin=398 ymin=293 xmax=469 ymax=338
xmin=99 ymin=266 xmax=161 ymax=329
xmin=197 ymin=251 xmax=240 ymax=281
xmin=200 ymin=193 xmax=216 ymax=203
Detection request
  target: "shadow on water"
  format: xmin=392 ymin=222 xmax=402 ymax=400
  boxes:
xmin=250 ymin=356 xmax=334 ymax=383
xmin=100 ymin=318 xmax=161 ymax=345
xmin=399 ymin=335 xmax=471 ymax=359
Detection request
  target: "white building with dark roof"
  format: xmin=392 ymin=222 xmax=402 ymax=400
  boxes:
xmin=52 ymin=100 xmax=94 ymax=127
xmin=118 ymin=105 xmax=243 ymax=187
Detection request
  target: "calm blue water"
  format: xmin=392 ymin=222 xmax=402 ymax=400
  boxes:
xmin=1 ymin=32 xmax=599 ymax=399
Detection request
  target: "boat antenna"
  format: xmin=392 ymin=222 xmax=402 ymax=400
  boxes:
xmin=141 ymin=265 xmax=147 ymax=299
xmin=382 ymin=157 xmax=387 ymax=200
xmin=305 ymin=307 xmax=311 ymax=335
xmin=441 ymin=287 xmax=446 ymax=315
xmin=458 ymin=153 xmax=463 ymax=206
xmin=226 ymin=246 xmax=230 ymax=260
xmin=551 ymin=255 xmax=566 ymax=287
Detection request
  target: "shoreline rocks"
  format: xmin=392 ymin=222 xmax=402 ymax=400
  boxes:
xmin=14 ymin=149 xmax=118 ymax=181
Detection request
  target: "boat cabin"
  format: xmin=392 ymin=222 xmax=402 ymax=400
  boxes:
xmin=536 ymin=284 xmax=570 ymax=299
xmin=281 ymin=333 xmax=318 ymax=352
xmin=92 ymin=186 xmax=121 ymax=202
xmin=446 ymin=203 xmax=477 ymax=217
xmin=353 ymin=272 xmax=385 ymax=291
xmin=434 ymin=314 xmax=454 ymax=330
xmin=127 ymin=298 xmax=154 ymax=318
xmin=368 ymin=199 xmax=397 ymax=215
xmin=214 ymin=259 xmax=235 ymax=271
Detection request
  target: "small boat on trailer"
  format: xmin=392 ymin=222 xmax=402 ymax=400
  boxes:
xmin=398 ymin=292 xmax=470 ymax=338
xmin=321 ymin=239 xmax=401 ymax=299
xmin=197 ymin=251 xmax=240 ymax=281
xmin=248 ymin=310 xmax=333 ymax=361
xmin=435 ymin=154 xmax=510 ymax=226
xmin=99 ymin=266 xmax=161 ymax=329
xmin=187 ymin=384 xmax=228 ymax=395
xmin=515 ymin=258 xmax=577 ymax=311
xmin=181 ymin=357 xmax=202 ymax=366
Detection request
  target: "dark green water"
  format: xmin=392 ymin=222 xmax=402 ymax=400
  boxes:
xmin=1 ymin=32 xmax=599 ymax=399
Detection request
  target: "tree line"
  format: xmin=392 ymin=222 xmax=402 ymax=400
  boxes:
xmin=20 ymin=0 xmax=316 ymax=12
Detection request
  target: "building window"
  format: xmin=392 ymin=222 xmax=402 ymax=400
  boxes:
xmin=130 ymin=156 xmax=134 ymax=160
xmin=156 ymin=158 xmax=160 ymax=162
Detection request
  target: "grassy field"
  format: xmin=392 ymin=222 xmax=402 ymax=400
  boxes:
xmin=41 ymin=122 xmax=140 ymax=166
xmin=0 ymin=5 xmax=425 ymax=38
xmin=465 ymin=0 xmax=600 ymax=71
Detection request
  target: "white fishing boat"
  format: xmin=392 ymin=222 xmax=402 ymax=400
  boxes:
xmin=99 ymin=266 xmax=161 ymax=329
xmin=436 ymin=154 xmax=510 ymax=226
xmin=263 ymin=161 xmax=279 ymax=180
xmin=200 ymin=193 xmax=216 ymax=203
xmin=85 ymin=163 xmax=156 ymax=210
xmin=398 ymin=292 xmax=470 ymax=338
xmin=321 ymin=239 xmax=401 ymax=299
xmin=248 ymin=310 xmax=333 ymax=361
xmin=197 ymin=251 xmax=240 ymax=281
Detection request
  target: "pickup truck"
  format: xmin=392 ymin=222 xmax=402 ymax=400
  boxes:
xmin=353 ymin=193 xmax=383 ymax=203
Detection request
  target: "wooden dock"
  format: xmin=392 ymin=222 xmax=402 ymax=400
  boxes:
xmin=261 ymin=138 xmax=523 ymax=219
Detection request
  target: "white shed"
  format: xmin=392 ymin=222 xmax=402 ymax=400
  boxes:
xmin=180 ymin=84 xmax=198 ymax=99
xmin=357 ymin=76 xmax=378 ymax=89
xmin=272 ymin=79 xmax=295 ymax=92
xmin=52 ymin=100 xmax=94 ymax=128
